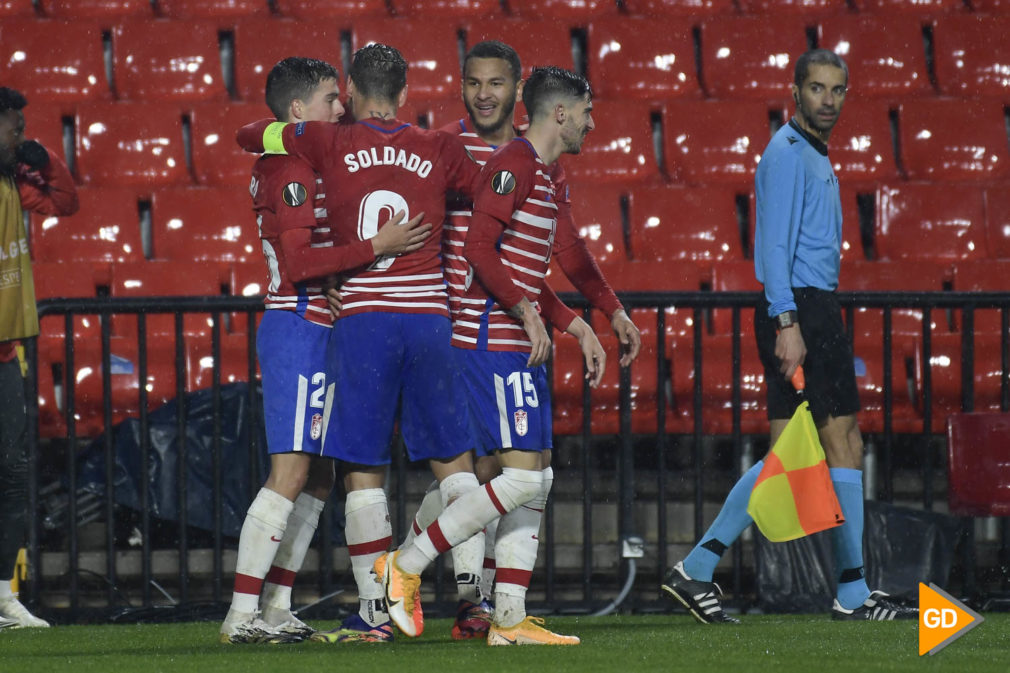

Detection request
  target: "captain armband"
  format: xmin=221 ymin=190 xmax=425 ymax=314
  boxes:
xmin=262 ymin=122 xmax=290 ymax=155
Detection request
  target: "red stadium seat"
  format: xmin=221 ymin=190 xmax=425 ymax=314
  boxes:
xmin=273 ymin=0 xmax=389 ymax=19
xmin=985 ymin=183 xmax=1010 ymax=259
xmin=852 ymin=0 xmax=963 ymax=13
xmin=850 ymin=335 xmax=921 ymax=434
xmin=75 ymin=102 xmax=190 ymax=187
xmin=155 ymin=0 xmax=271 ymax=18
xmin=0 ymin=20 xmax=109 ymax=103
xmin=112 ymin=21 xmax=229 ymax=102
xmin=188 ymin=333 xmax=259 ymax=390
xmin=232 ymin=19 xmax=343 ymax=104
xmin=151 ymin=187 xmax=259 ymax=264
xmin=933 ymin=16 xmax=1010 ymax=98
xmin=389 ymin=0 xmax=503 ymax=17
xmin=827 ymin=99 xmax=899 ymax=183
xmin=30 ymin=187 xmax=144 ymax=264
xmin=627 ymin=185 xmax=743 ymax=265
xmin=737 ymin=0 xmax=847 ymax=13
xmin=837 ymin=185 xmax=867 ymax=261
xmin=230 ymin=261 xmax=269 ymax=299
xmin=552 ymin=331 xmax=680 ymax=436
xmin=622 ymin=0 xmax=735 ymax=16
xmin=818 ymin=16 xmax=931 ymax=100
xmin=189 ymin=102 xmax=267 ymax=187
xmin=710 ymin=259 xmax=761 ymax=336
xmin=0 ymin=1 xmax=38 ymax=17
xmin=663 ymin=100 xmax=775 ymax=185
xmin=37 ymin=0 xmax=152 ymax=18
xmin=700 ymin=16 xmax=808 ymax=101
xmin=839 ymin=259 xmax=950 ymax=338
xmin=351 ymin=19 xmax=463 ymax=101
xmin=875 ymin=182 xmax=987 ymax=262
xmin=668 ymin=333 xmax=766 ymax=435
xmin=33 ymin=261 xmax=103 ymax=383
xmin=952 ymin=260 xmax=1010 ymax=333
xmin=898 ymin=99 xmax=1010 ymax=182
xmin=586 ymin=18 xmax=701 ymax=101
xmin=564 ymin=182 xmax=627 ymax=266
xmin=947 ymin=412 xmax=1010 ymax=517
xmin=22 ymin=103 xmax=70 ymax=163
xmin=968 ymin=0 xmax=1010 ymax=11
xmin=507 ymin=0 xmax=618 ymax=19
xmin=110 ymin=261 xmax=228 ymax=338
xmin=563 ymin=101 xmax=659 ymax=183
xmin=915 ymin=333 xmax=1009 ymax=432
xmin=468 ymin=21 xmax=574 ymax=76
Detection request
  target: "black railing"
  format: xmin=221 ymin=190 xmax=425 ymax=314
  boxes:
xmin=24 ymin=291 xmax=1010 ymax=619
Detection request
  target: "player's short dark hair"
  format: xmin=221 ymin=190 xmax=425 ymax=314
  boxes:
xmin=265 ymin=57 xmax=340 ymax=120
xmin=794 ymin=49 xmax=848 ymax=88
xmin=0 ymin=87 xmax=28 ymax=114
xmin=349 ymin=43 xmax=408 ymax=103
xmin=521 ymin=66 xmax=592 ymax=121
xmin=464 ymin=40 xmax=521 ymax=83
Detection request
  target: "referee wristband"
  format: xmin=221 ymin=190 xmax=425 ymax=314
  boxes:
xmin=262 ymin=122 xmax=289 ymax=155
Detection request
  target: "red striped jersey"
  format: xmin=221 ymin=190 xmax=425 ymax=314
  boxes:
xmin=251 ymin=155 xmax=337 ymax=326
xmin=239 ymin=118 xmax=480 ymax=319
xmin=454 ymin=137 xmax=558 ymax=352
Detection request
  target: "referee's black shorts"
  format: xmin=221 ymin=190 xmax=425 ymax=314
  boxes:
xmin=754 ymin=287 xmax=860 ymax=423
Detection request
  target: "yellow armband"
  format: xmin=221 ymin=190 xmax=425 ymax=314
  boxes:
xmin=262 ymin=122 xmax=290 ymax=155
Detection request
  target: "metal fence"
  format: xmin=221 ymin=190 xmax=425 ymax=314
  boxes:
xmin=22 ymin=291 xmax=1010 ymax=621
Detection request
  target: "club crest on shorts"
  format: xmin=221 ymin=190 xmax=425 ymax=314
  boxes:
xmin=514 ymin=409 xmax=529 ymax=437
xmin=310 ymin=413 xmax=323 ymax=440
xmin=282 ymin=182 xmax=307 ymax=207
xmin=491 ymin=170 xmax=516 ymax=195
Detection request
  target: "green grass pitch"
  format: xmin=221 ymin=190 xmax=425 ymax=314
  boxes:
xmin=3 ymin=614 xmax=1008 ymax=673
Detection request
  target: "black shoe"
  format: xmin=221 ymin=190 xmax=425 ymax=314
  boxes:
xmin=661 ymin=561 xmax=740 ymax=624
xmin=831 ymin=590 xmax=918 ymax=621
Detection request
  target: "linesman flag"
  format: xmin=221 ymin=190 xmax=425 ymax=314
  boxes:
xmin=747 ymin=367 xmax=844 ymax=542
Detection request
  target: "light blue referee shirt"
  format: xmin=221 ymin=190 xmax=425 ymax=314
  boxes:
xmin=754 ymin=118 xmax=843 ymax=318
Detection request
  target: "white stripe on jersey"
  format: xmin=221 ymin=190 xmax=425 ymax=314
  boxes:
xmin=500 ymin=258 xmax=547 ymax=282
xmin=504 ymin=228 xmax=552 ymax=246
xmin=342 ymin=283 xmax=446 ymax=293
xmin=340 ymin=300 xmax=450 ymax=311
xmin=489 ymin=338 xmax=533 ymax=347
xmin=345 ymin=272 xmax=443 ymax=284
xmin=526 ymin=197 xmax=558 ymax=210
xmin=493 ymin=373 xmax=513 ymax=449
xmin=451 ymin=333 xmax=478 ymax=344
xmin=501 ymin=242 xmax=551 ymax=262
xmin=512 ymin=209 xmax=555 ymax=230
xmin=446 ymin=212 xmax=471 ymax=218
xmin=310 ymin=241 xmax=333 ymax=248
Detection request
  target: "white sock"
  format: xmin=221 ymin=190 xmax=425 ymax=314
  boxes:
xmin=261 ymin=492 xmax=325 ymax=613
xmin=493 ymin=466 xmax=552 ymax=627
xmin=0 ymin=580 xmax=12 ymax=599
xmin=398 ymin=468 xmax=541 ymax=575
xmin=230 ymin=488 xmax=293 ymax=615
xmin=399 ymin=481 xmax=442 ymax=550
xmin=344 ymin=488 xmax=391 ymax=626
xmin=440 ymin=473 xmax=485 ymax=604
xmin=482 ymin=517 xmax=499 ymax=597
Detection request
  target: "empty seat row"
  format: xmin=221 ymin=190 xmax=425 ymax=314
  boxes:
xmin=9 ymin=0 xmax=1010 ymax=20
xmin=5 ymin=16 xmax=1010 ymax=104
xmin=21 ymin=98 xmax=1010 ymax=190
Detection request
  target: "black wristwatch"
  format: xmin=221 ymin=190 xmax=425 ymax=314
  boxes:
xmin=775 ymin=310 xmax=799 ymax=329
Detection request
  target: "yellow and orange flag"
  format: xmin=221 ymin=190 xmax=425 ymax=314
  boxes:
xmin=747 ymin=369 xmax=845 ymax=542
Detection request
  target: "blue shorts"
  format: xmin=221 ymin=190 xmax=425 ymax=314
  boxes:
xmin=257 ymin=310 xmax=333 ymax=456
xmin=323 ymin=312 xmax=475 ymax=465
xmin=456 ymin=349 xmax=553 ymax=456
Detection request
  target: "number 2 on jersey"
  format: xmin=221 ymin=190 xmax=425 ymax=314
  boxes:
xmin=358 ymin=189 xmax=409 ymax=271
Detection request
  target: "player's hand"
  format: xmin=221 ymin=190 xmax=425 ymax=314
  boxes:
xmin=370 ymin=210 xmax=432 ymax=257
xmin=610 ymin=309 xmax=641 ymax=368
xmin=512 ymin=298 xmax=550 ymax=367
xmin=775 ymin=326 xmax=806 ymax=380
xmin=16 ymin=140 xmax=49 ymax=171
xmin=566 ymin=316 xmax=606 ymax=388
xmin=326 ymin=287 xmax=342 ymax=320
